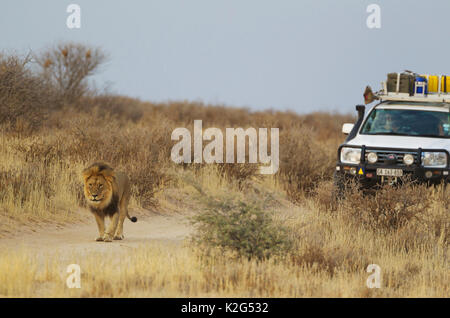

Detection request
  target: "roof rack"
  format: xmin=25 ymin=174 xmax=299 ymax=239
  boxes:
xmin=378 ymin=92 xmax=450 ymax=103
xmin=376 ymin=73 xmax=450 ymax=104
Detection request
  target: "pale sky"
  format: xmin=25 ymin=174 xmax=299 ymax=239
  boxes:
xmin=1 ymin=1 xmax=450 ymax=113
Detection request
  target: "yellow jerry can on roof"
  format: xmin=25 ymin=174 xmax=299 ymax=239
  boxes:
xmin=421 ymin=74 xmax=450 ymax=93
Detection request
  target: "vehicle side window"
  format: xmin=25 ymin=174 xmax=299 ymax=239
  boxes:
xmin=361 ymin=110 xmax=379 ymax=133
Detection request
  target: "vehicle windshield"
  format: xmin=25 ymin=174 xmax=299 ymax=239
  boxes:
xmin=360 ymin=108 xmax=450 ymax=138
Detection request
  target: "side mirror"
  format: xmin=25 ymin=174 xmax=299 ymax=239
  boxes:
xmin=342 ymin=123 xmax=354 ymax=135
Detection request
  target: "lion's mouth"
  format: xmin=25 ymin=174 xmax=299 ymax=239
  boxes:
xmin=90 ymin=198 xmax=101 ymax=202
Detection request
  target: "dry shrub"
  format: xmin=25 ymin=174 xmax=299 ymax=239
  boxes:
xmin=384 ymin=263 xmax=422 ymax=291
xmin=12 ymin=136 xmax=67 ymax=167
xmin=299 ymin=112 xmax=355 ymax=141
xmin=312 ymin=180 xmax=337 ymax=210
xmin=0 ymin=168 xmax=49 ymax=205
xmin=78 ymin=95 xmax=144 ymax=123
xmin=126 ymin=158 xmax=172 ymax=208
xmin=35 ymin=42 xmax=106 ymax=104
xmin=0 ymin=54 xmax=53 ymax=134
xmin=419 ymin=184 xmax=450 ymax=246
xmin=215 ymin=163 xmax=260 ymax=189
xmin=153 ymin=101 xmax=252 ymax=127
xmin=290 ymin=244 xmax=370 ymax=276
xmin=0 ymin=164 xmax=56 ymax=216
xmin=278 ymin=126 xmax=336 ymax=202
xmin=167 ymin=120 xmax=265 ymax=189
xmin=339 ymin=182 xmax=432 ymax=231
xmin=315 ymin=179 xmax=448 ymax=251
xmin=1 ymin=43 xmax=106 ymax=135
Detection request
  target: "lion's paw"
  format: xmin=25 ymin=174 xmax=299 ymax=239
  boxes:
xmin=113 ymin=235 xmax=124 ymax=240
xmin=96 ymin=236 xmax=104 ymax=242
xmin=103 ymin=234 xmax=113 ymax=242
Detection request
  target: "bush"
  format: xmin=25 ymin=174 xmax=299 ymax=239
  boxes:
xmin=0 ymin=54 xmax=52 ymax=133
xmin=278 ymin=127 xmax=336 ymax=201
xmin=78 ymin=95 xmax=143 ymax=122
xmin=215 ymin=163 xmax=260 ymax=190
xmin=35 ymin=42 xmax=106 ymax=104
xmin=191 ymin=196 xmax=292 ymax=260
xmin=312 ymin=180 xmax=337 ymax=211
xmin=0 ymin=43 xmax=107 ymax=134
xmin=290 ymin=244 xmax=370 ymax=276
xmin=338 ymin=182 xmax=431 ymax=231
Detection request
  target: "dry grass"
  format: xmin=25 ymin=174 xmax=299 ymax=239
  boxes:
xmin=0 ymin=47 xmax=448 ymax=297
xmin=0 ymin=232 xmax=447 ymax=298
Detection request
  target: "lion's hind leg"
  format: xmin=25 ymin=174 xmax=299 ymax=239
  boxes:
xmin=114 ymin=191 xmax=131 ymax=240
xmin=114 ymin=212 xmax=126 ymax=240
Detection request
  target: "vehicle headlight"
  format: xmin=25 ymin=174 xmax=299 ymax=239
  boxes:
xmin=421 ymin=152 xmax=447 ymax=168
xmin=340 ymin=147 xmax=361 ymax=164
xmin=403 ymin=154 xmax=414 ymax=166
xmin=367 ymin=152 xmax=378 ymax=164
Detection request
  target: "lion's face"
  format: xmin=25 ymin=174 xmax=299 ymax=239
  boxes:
xmin=84 ymin=175 xmax=112 ymax=206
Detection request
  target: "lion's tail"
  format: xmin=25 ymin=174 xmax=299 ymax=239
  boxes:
xmin=127 ymin=213 xmax=138 ymax=223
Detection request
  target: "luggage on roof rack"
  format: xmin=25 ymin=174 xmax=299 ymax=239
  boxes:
xmin=386 ymin=72 xmax=415 ymax=95
xmin=371 ymin=71 xmax=450 ymax=104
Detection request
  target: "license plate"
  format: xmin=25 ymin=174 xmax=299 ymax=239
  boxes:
xmin=376 ymin=168 xmax=403 ymax=177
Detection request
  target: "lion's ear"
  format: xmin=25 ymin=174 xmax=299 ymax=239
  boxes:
xmin=104 ymin=175 xmax=115 ymax=183
xmin=82 ymin=168 xmax=93 ymax=182
xmin=101 ymin=169 xmax=116 ymax=183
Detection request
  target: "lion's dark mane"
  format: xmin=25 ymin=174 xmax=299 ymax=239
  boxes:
xmin=89 ymin=193 xmax=119 ymax=216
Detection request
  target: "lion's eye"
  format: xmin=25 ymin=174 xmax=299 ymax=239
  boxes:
xmin=99 ymin=184 xmax=103 ymax=188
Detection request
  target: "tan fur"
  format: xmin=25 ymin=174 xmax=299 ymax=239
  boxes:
xmin=82 ymin=162 xmax=136 ymax=242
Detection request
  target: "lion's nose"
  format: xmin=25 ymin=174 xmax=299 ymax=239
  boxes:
xmin=92 ymin=194 xmax=98 ymax=198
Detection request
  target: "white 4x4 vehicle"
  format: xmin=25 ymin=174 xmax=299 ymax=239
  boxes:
xmin=335 ymin=100 xmax=450 ymax=192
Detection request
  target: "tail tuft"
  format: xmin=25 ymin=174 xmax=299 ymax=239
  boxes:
xmin=130 ymin=216 xmax=137 ymax=223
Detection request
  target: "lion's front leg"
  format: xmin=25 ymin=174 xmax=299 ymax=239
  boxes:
xmin=103 ymin=213 xmax=119 ymax=242
xmin=94 ymin=213 xmax=105 ymax=241
xmin=114 ymin=213 xmax=126 ymax=240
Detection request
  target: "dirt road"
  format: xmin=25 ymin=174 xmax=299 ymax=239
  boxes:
xmin=0 ymin=210 xmax=193 ymax=256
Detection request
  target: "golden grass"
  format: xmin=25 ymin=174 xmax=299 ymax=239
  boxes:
xmin=0 ymin=233 xmax=447 ymax=298
xmin=0 ymin=134 xmax=83 ymax=232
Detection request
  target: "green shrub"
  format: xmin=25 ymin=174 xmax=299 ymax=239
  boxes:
xmin=191 ymin=196 xmax=292 ymax=260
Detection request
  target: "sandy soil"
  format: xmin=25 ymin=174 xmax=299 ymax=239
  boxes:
xmin=0 ymin=210 xmax=194 ymax=256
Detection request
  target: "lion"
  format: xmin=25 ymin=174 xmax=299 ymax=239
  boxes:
xmin=82 ymin=162 xmax=137 ymax=242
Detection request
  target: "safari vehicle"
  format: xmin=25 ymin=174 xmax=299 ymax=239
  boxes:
xmin=334 ymin=72 xmax=450 ymax=194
